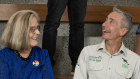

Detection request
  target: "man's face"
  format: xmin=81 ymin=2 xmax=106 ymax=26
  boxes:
xmin=102 ymin=12 xmax=126 ymax=40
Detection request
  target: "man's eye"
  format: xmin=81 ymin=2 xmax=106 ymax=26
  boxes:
xmin=110 ymin=20 xmax=114 ymax=24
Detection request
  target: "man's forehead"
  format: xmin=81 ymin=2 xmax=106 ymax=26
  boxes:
xmin=107 ymin=11 xmax=123 ymax=20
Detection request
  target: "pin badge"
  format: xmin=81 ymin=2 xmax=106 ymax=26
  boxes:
xmin=33 ymin=60 xmax=39 ymax=67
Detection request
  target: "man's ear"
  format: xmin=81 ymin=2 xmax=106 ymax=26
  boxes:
xmin=120 ymin=28 xmax=128 ymax=37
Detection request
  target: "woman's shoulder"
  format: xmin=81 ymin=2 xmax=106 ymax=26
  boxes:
xmin=32 ymin=46 xmax=49 ymax=61
xmin=33 ymin=46 xmax=49 ymax=55
xmin=0 ymin=47 xmax=10 ymax=51
xmin=0 ymin=47 xmax=13 ymax=61
xmin=33 ymin=46 xmax=48 ymax=51
xmin=0 ymin=47 xmax=11 ymax=55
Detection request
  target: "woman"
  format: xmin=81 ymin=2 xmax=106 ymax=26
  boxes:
xmin=0 ymin=10 xmax=54 ymax=79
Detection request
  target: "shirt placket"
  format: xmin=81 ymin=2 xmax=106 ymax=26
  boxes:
xmin=106 ymin=55 xmax=113 ymax=79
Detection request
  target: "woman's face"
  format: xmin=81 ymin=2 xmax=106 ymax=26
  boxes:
xmin=29 ymin=16 xmax=40 ymax=48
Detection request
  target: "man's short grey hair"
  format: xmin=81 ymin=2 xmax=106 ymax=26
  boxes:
xmin=113 ymin=7 xmax=133 ymax=32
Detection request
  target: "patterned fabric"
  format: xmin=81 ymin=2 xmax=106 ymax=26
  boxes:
xmin=0 ymin=46 xmax=54 ymax=79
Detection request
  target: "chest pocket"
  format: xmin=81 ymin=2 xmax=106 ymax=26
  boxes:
xmin=88 ymin=60 xmax=104 ymax=71
xmin=87 ymin=59 xmax=104 ymax=79
xmin=115 ymin=61 xmax=132 ymax=78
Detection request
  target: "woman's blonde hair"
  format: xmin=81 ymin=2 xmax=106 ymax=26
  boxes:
xmin=1 ymin=10 xmax=40 ymax=51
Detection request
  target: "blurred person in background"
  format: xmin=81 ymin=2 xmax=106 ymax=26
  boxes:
xmin=42 ymin=0 xmax=87 ymax=73
xmin=134 ymin=23 xmax=140 ymax=55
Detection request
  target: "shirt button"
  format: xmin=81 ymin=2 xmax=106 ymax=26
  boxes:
xmin=109 ymin=67 xmax=111 ymax=70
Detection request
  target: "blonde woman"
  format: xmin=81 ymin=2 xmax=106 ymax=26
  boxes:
xmin=0 ymin=10 xmax=54 ymax=79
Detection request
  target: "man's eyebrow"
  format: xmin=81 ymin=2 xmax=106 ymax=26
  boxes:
xmin=105 ymin=16 xmax=114 ymax=21
xmin=109 ymin=18 xmax=114 ymax=21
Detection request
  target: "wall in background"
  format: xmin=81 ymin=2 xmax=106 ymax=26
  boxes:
xmin=0 ymin=0 xmax=139 ymax=74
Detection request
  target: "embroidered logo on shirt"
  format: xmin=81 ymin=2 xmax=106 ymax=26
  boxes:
xmin=89 ymin=56 xmax=102 ymax=62
xmin=122 ymin=58 xmax=129 ymax=69
xmin=33 ymin=60 xmax=39 ymax=67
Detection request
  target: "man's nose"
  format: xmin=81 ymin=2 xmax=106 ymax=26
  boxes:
xmin=102 ymin=20 xmax=107 ymax=27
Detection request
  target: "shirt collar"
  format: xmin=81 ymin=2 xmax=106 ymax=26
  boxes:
xmin=96 ymin=40 xmax=127 ymax=56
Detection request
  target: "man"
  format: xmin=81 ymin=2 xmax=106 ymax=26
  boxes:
xmin=74 ymin=7 xmax=140 ymax=79
xmin=42 ymin=0 xmax=87 ymax=72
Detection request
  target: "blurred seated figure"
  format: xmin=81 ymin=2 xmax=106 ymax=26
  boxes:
xmin=134 ymin=23 xmax=140 ymax=55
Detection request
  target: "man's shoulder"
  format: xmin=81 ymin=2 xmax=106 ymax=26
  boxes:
xmin=125 ymin=48 xmax=139 ymax=58
xmin=125 ymin=48 xmax=140 ymax=66
xmin=82 ymin=44 xmax=100 ymax=55
xmin=84 ymin=44 xmax=99 ymax=50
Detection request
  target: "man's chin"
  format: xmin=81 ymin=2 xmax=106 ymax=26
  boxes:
xmin=102 ymin=36 xmax=109 ymax=40
xmin=101 ymin=36 xmax=106 ymax=39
